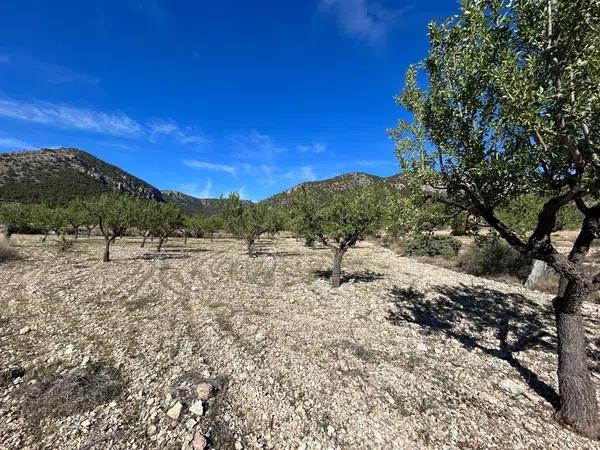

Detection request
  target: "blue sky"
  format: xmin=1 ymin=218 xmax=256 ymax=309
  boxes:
xmin=0 ymin=0 xmax=458 ymax=200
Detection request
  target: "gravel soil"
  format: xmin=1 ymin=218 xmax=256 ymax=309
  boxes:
xmin=1 ymin=235 xmax=599 ymax=450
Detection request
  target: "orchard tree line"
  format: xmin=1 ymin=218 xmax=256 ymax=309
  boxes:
xmin=0 ymin=195 xmax=223 ymax=262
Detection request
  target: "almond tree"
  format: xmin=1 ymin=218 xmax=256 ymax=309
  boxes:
xmin=147 ymin=202 xmax=183 ymax=252
xmin=223 ymin=193 xmax=273 ymax=257
xmin=291 ymin=188 xmax=383 ymax=288
xmin=393 ymin=0 xmax=600 ymax=436
xmin=84 ymin=194 xmax=131 ymax=262
xmin=0 ymin=203 xmax=29 ymax=239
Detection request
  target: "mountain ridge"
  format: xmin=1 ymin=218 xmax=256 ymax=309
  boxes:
xmin=0 ymin=147 xmax=403 ymax=213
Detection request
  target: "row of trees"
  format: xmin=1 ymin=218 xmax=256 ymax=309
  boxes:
xmin=0 ymin=195 xmax=225 ymax=262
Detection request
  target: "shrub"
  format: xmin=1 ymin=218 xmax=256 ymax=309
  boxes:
xmin=402 ymin=234 xmax=462 ymax=257
xmin=459 ymin=233 xmax=531 ymax=278
xmin=55 ymin=233 xmax=76 ymax=252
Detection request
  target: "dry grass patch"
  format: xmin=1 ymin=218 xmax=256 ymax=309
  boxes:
xmin=18 ymin=362 xmax=123 ymax=424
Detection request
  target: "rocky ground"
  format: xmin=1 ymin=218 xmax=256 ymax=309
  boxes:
xmin=1 ymin=235 xmax=599 ymax=450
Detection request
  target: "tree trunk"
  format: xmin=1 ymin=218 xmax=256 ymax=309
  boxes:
xmin=103 ymin=238 xmax=111 ymax=262
xmin=184 ymin=234 xmax=188 ymax=245
xmin=524 ymin=259 xmax=551 ymax=289
xmin=331 ymin=247 xmax=346 ymax=288
xmin=141 ymin=234 xmax=147 ymax=248
xmin=553 ymin=284 xmax=600 ymax=438
xmin=247 ymin=239 xmax=255 ymax=257
xmin=74 ymin=228 xmax=79 ymax=239
xmin=157 ymin=237 xmax=164 ymax=252
xmin=41 ymin=231 xmax=48 ymax=243
xmin=87 ymin=228 xmax=92 ymax=237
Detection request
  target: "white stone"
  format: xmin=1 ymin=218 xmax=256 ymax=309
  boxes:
xmin=499 ymin=379 xmax=526 ymax=395
xmin=327 ymin=425 xmax=335 ymax=436
xmin=166 ymin=401 xmax=183 ymax=420
xmin=19 ymin=326 xmax=30 ymax=335
xmin=189 ymin=400 xmax=204 ymax=416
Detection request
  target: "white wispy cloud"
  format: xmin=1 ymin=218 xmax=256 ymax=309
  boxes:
xmin=320 ymin=0 xmax=408 ymax=43
xmin=178 ymin=180 xmax=213 ymax=198
xmin=230 ymin=130 xmax=287 ymax=161
xmin=0 ymin=97 xmax=209 ymax=146
xmin=0 ymin=99 xmax=142 ymax=137
xmin=0 ymin=137 xmax=32 ymax=150
xmin=183 ymin=159 xmax=236 ymax=175
xmin=148 ymin=119 xmax=210 ymax=145
xmin=297 ymin=142 xmax=327 ymax=154
xmin=36 ymin=61 xmax=99 ymax=86
xmin=283 ymin=166 xmax=317 ymax=182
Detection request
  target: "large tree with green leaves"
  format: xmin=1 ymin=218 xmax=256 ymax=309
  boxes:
xmin=393 ymin=0 xmax=600 ymax=437
xmin=291 ymin=188 xmax=383 ymax=288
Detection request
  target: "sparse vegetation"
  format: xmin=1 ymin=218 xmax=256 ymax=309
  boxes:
xmin=19 ymin=362 xmax=122 ymax=424
xmin=401 ymin=234 xmax=462 ymax=258
xmin=458 ymin=234 xmax=531 ymax=279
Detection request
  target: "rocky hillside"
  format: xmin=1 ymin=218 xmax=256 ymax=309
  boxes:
xmin=264 ymin=172 xmax=405 ymax=207
xmin=0 ymin=148 xmax=163 ymax=204
xmin=161 ymin=191 xmax=231 ymax=216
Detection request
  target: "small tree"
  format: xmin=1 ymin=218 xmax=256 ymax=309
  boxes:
xmin=291 ymin=188 xmax=383 ymax=288
xmin=393 ymin=0 xmax=600 ymax=436
xmin=223 ymin=193 xmax=272 ymax=257
xmin=29 ymin=203 xmax=56 ymax=242
xmin=0 ymin=203 xmax=29 ymax=239
xmin=147 ymin=202 xmax=183 ymax=252
xmin=64 ymin=199 xmax=90 ymax=239
xmin=129 ymin=198 xmax=154 ymax=248
xmin=84 ymin=194 xmax=131 ymax=262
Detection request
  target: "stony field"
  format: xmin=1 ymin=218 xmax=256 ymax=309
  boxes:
xmin=1 ymin=235 xmax=600 ymax=449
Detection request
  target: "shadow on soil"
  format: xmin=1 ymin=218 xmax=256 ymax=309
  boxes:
xmin=386 ymin=284 xmax=561 ymax=410
xmin=133 ymin=252 xmax=191 ymax=261
xmin=315 ymin=270 xmax=384 ymax=284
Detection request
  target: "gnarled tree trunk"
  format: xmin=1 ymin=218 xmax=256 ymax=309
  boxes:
xmin=553 ymin=282 xmax=600 ymax=438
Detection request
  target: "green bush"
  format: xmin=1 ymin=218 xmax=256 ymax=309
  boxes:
xmin=402 ymin=234 xmax=462 ymax=257
xmin=459 ymin=233 xmax=531 ymax=278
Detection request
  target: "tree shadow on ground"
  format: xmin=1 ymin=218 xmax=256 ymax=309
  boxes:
xmin=252 ymin=250 xmax=302 ymax=258
xmin=163 ymin=248 xmax=210 ymax=254
xmin=386 ymin=284 xmax=561 ymax=410
xmin=133 ymin=253 xmax=191 ymax=261
xmin=315 ymin=270 xmax=384 ymax=285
